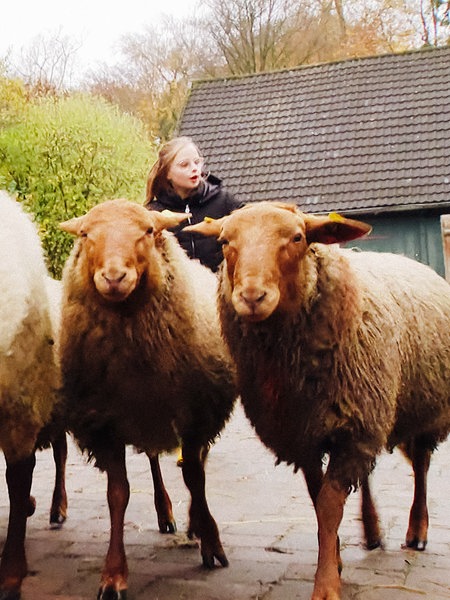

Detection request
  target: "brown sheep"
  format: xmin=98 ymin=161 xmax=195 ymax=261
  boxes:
xmin=59 ymin=199 xmax=236 ymax=600
xmin=185 ymin=201 xmax=450 ymax=600
xmin=44 ymin=277 xmax=172 ymax=534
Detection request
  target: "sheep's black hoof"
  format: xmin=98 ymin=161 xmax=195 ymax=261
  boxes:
xmin=158 ymin=520 xmax=176 ymax=534
xmin=50 ymin=513 xmax=66 ymax=529
xmin=168 ymin=521 xmax=176 ymax=534
xmin=0 ymin=588 xmax=20 ymax=600
xmin=218 ymin=554 xmax=229 ymax=568
xmin=202 ymin=555 xmax=215 ymax=569
xmin=202 ymin=551 xmax=229 ymax=569
xmin=403 ymin=537 xmax=427 ymax=551
xmin=366 ymin=538 xmax=382 ymax=551
xmin=97 ymin=587 xmax=127 ymax=600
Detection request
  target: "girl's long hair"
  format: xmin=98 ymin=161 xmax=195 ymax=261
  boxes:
xmin=145 ymin=137 xmax=203 ymax=206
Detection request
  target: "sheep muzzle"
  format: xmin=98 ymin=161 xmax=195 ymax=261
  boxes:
xmin=231 ymin=279 xmax=280 ymax=321
xmin=93 ymin=263 xmax=138 ymax=302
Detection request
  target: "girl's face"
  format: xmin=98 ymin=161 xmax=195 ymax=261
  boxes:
xmin=167 ymin=143 xmax=204 ymax=199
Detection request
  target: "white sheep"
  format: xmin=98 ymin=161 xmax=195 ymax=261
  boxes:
xmin=59 ymin=199 xmax=236 ymax=600
xmin=186 ymin=201 xmax=450 ymax=600
xmin=0 ymin=191 xmax=61 ymax=598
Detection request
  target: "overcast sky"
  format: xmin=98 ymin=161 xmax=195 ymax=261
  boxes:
xmin=0 ymin=0 xmax=199 ymax=72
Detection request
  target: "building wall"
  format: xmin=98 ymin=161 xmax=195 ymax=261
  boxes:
xmin=342 ymin=211 xmax=446 ymax=277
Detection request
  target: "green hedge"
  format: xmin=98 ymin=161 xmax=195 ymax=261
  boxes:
xmin=0 ymin=92 xmax=155 ymax=278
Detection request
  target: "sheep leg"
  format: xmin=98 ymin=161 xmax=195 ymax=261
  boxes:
xmin=311 ymin=475 xmax=347 ymax=600
xmin=302 ymin=459 xmax=324 ymax=506
xmin=147 ymin=453 xmax=176 ymax=533
xmin=303 ymin=458 xmax=343 ymax=577
xmin=98 ymin=444 xmax=130 ymax=600
xmin=402 ymin=440 xmax=431 ymax=551
xmin=50 ymin=432 xmax=68 ymax=528
xmin=0 ymin=452 xmax=36 ymax=600
xmin=360 ymin=474 xmax=382 ymax=550
xmin=181 ymin=440 xmax=228 ymax=569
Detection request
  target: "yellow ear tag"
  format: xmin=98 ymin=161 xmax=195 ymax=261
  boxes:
xmin=204 ymin=216 xmax=214 ymax=223
xmin=328 ymin=212 xmax=345 ymax=222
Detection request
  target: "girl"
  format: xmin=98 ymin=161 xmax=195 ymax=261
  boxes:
xmin=145 ymin=136 xmax=242 ymax=272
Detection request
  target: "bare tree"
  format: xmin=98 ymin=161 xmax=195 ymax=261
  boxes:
xmin=200 ymin=0 xmax=323 ymax=74
xmin=198 ymin=0 xmax=414 ymax=74
xmin=11 ymin=30 xmax=83 ymax=91
xmin=418 ymin=0 xmax=450 ymax=45
xmin=84 ymin=15 xmax=216 ymax=140
xmin=343 ymin=0 xmax=449 ymax=51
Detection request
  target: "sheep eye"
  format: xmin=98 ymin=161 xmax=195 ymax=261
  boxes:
xmin=80 ymin=230 xmax=88 ymax=238
xmin=146 ymin=227 xmax=154 ymax=235
xmin=293 ymin=233 xmax=303 ymax=243
xmin=219 ymin=238 xmax=229 ymax=246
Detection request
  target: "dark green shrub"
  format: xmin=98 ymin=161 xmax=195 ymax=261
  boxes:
xmin=0 ymin=93 xmax=155 ymax=278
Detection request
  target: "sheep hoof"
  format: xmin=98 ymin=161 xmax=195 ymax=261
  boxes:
xmin=50 ymin=513 xmax=67 ymax=529
xmin=159 ymin=521 xmax=176 ymax=534
xmin=366 ymin=539 xmax=383 ymax=551
xmin=202 ymin=550 xmax=229 ymax=569
xmin=403 ymin=537 xmax=427 ymax=551
xmin=218 ymin=554 xmax=229 ymax=568
xmin=168 ymin=522 xmax=176 ymax=533
xmin=97 ymin=587 xmax=127 ymax=600
xmin=202 ymin=555 xmax=215 ymax=569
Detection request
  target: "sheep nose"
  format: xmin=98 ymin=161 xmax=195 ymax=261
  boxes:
xmin=103 ymin=272 xmax=126 ymax=286
xmin=240 ymin=289 xmax=267 ymax=308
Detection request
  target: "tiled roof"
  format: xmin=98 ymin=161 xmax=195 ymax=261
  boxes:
xmin=178 ymin=46 xmax=450 ymax=214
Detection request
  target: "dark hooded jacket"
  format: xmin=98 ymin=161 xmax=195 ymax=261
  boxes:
xmin=146 ymin=173 xmax=242 ymax=272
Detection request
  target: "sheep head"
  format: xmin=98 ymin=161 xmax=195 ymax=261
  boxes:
xmin=185 ymin=201 xmax=371 ymax=322
xmin=60 ymin=199 xmax=190 ymax=302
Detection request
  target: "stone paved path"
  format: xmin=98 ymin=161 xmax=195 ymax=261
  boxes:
xmin=1 ymin=402 xmax=448 ymax=599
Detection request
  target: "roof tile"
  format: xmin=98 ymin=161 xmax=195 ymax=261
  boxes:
xmin=178 ymin=47 xmax=450 ymax=213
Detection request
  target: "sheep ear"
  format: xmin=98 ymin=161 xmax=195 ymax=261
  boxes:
xmin=60 ymin=216 xmax=84 ymax=235
xmin=151 ymin=209 xmax=191 ymax=232
xmin=184 ymin=216 xmax=225 ymax=237
xmin=305 ymin=213 xmax=372 ymax=245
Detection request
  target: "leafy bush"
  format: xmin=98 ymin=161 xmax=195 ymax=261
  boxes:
xmin=0 ymin=92 xmax=155 ymax=277
xmin=0 ymin=70 xmax=27 ymax=130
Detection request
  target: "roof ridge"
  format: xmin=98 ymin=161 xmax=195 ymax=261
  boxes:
xmin=191 ymin=45 xmax=450 ymax=86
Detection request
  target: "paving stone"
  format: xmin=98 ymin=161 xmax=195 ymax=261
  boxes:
xmin=0 ymin=403 xmax=447 ymax=600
